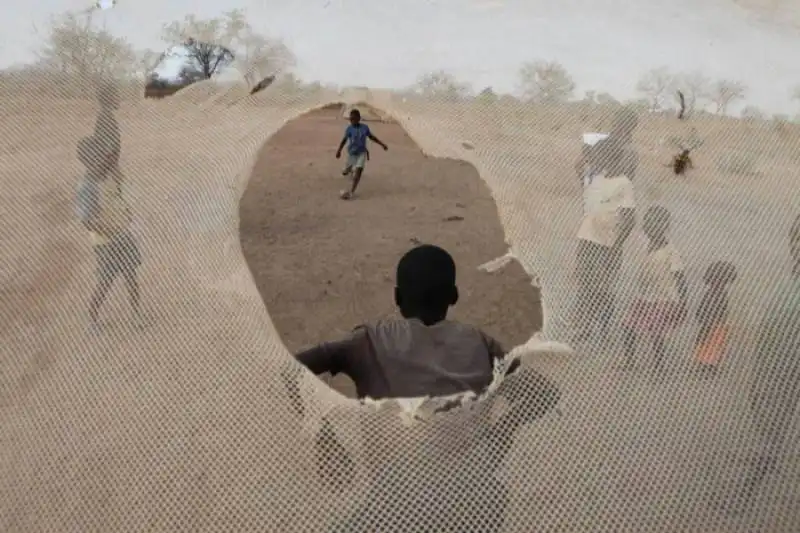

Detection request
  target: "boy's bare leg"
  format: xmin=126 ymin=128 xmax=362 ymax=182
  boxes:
xmin=622 ymin=328 xmax=636 ymax=368
xmin=597 ymin=289 xmax=615 ymax=343
xmin=350 ymin=167 xmax=364 ymax=195
xmin=652 ymin=335 xmax=666 ymax=371
xmin=89 ymin=274 xmax=115 ymax=329
xmin=342 ymin=165 xmax=352 ymax=176
xmin=122 ymin=268 xmax=144 ymax=327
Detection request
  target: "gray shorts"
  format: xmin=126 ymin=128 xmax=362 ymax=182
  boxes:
xmin=346 ymin=152 xmax=367 ymax=170
xmin=95 ymin=230 xmax=141 ymax=281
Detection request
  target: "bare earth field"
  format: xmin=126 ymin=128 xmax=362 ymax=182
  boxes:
xmin=1 ymin=85 xmax=799 ymax=532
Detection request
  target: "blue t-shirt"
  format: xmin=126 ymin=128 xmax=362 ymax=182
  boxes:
xmin=345 ymin=123 xmax=371 ymax=155
xmin=76 ymin=176 xmax=99 ymax=223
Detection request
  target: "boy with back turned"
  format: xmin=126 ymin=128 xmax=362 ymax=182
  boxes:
xmin=291 ymin=244 xmax=561 ymax=532
xmin=294 ymin=244 xmax=557 ymax=404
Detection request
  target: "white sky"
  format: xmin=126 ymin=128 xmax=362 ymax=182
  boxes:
xmin=4 ymin=0 xmax=799 ymax=114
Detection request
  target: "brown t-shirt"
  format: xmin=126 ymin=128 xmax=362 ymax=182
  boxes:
xmin=296 ymin=318 xmax=506 ymax=399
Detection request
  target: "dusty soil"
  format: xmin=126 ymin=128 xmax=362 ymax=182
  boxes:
xmin=239 ymin=107 xmax=542 ymax=395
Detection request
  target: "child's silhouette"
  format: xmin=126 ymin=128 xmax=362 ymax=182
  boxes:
xmin=694 ymin=260 xmax=737 ymax=375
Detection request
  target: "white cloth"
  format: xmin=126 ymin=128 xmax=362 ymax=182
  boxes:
xmin=634 ymin=243 xmax=685 ymax=302
xmin=577 ymin=174 xmax=636 ymax=247
xmin=582 ymin=132 xmax=609 ymax=147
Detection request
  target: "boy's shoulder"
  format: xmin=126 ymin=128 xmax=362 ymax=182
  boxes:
xmin=365 ymin=318 xmax=501 ymax=351
xmin=346 ymin=122 xmax=369 ymax=132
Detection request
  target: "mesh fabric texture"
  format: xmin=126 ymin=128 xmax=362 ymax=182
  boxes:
xmin=2 ymin=3 xmax=800 ymax=532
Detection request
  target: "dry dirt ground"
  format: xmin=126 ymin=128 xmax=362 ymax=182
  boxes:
xmin=239 ymin=107 xmax=542 ymax=396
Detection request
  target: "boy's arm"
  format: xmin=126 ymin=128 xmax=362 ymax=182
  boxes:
xmin=614 ymin=179 xmax=636 ymax=248
xmin=284 ymin=330 xmax=369 ymax=419
xmin=615 ymin=208 xmax=636 ymax=248
xmin=336 ymin=127 xmax=349 ymax=157
xmin=295 ymin=327 xmax=370 ymax=377
xmin=78 ymin=184 xmax=113 ymax=236
xmin=336 ymin=135 xmax=347 ymax=157
xmin=481 ymin=331 xmax=524 ymax=376
xmin=367 ymin=132 xmax=388 ymax=150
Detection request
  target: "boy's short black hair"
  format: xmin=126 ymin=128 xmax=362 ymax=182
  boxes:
xmin=396 ymin=244 xmax=456 ymax=307
xmin=703 ymin=260 xmax=737 ymax=286
xmin=349 ymin=108 xmax=361 ymax=120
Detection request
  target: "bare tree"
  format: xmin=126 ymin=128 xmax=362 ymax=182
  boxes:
xmin=674 ymin=71 xmax=710 ymax=116
xmin=477 ymin=86 xmax=498 ymax=103
xmin=708 ymin=79 xmax=747 ymax=114
xmin=596 ymin=92 xmax=619 ymax=106
xmin=35 ymin=10 xmax=138 ymax=82
xmin=741 ymin=105 xmax=765 ymax=121
xmin=628 ymin=98 xmax=652 ymax=112
xmin=222 ymin=9 xmax=294 ymax=78
xmin=135 ymin=49 xmax=163 ymax=80
xmin=792 ymin=85 xmax=800 ymax=105
xmin=517 ymin=61 xmax=575 ymax=103
xmin=636 ymin=67 xmax=673 ymax=111
xmin=161 ymin=9 xmax=295 ymax=82
xmin=414 ymin=70 xmax=472 ymax=99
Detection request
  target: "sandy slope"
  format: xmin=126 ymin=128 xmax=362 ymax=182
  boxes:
xmin=1 ymin=85 xmax=799 ymax=531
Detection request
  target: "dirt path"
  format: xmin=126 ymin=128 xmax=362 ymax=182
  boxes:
xmin=240 ymin=107 xmax=542 ymax=395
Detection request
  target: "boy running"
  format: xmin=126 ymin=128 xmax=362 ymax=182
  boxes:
xmin=335 ymin=108 xmax=387 ymax=200
xmin=622 ymin=206 xmax=687 ymax=371
xmin=573 ymin=137 xmax=637 ymax=343
xmin=75 ymin=136 xmax=144 ymax=331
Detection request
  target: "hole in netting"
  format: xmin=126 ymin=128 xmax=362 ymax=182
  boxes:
xmin=239 ymin=104 xmax=544 ymax=397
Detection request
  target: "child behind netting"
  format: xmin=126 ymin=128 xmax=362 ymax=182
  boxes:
xmin=294 ymin=244 xmax=509 ymax=399
xmin=694 ymin=260 xmax=737 ymax=375
xmin=623 ymin=205 xmax=687 ymax=371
